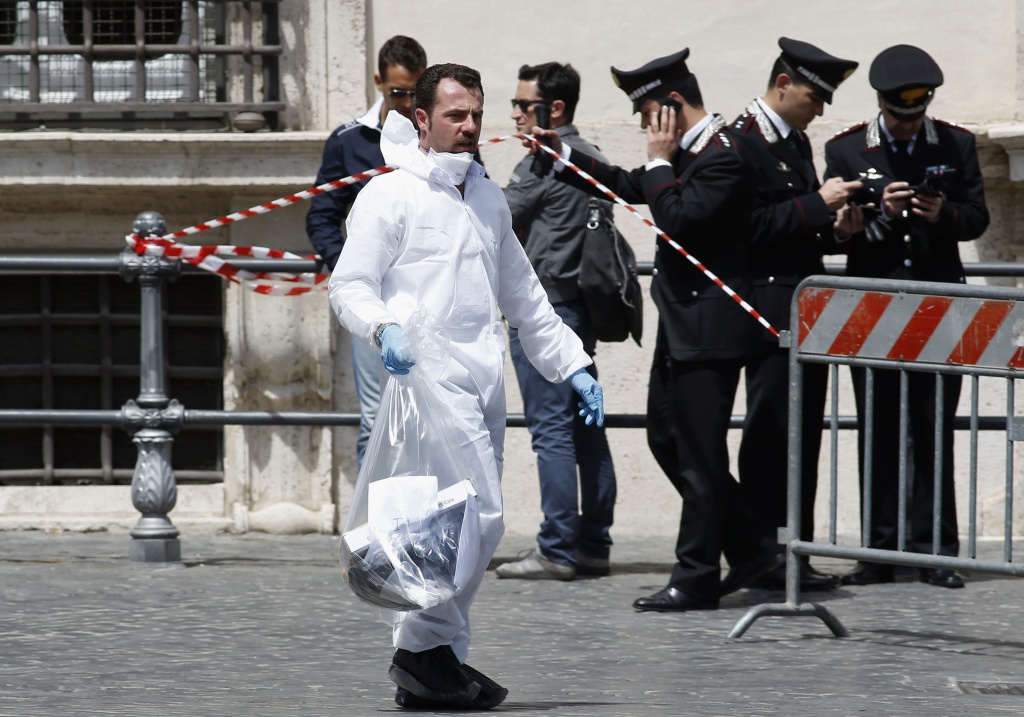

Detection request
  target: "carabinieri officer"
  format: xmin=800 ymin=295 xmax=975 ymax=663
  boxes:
xmin=824 ymin=44 xmax=989 ymax=589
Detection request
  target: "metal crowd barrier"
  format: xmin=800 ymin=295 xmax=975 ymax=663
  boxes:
xmin=730 ymin=276 xmax=1024 ymax=639
xmin=2 ymin=233 xmax=1024 ymax=566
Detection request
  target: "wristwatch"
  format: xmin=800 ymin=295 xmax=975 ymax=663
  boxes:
xmin=374 ymin=322 xmax=398 ymax=349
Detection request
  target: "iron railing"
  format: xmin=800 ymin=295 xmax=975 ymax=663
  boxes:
xmin=1 ymin=245 xmax=1023 ymax=564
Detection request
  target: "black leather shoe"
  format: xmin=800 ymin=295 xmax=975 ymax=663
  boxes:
xmin=389 ymin=646 xmax=481 ymax=703
xmin=395 ymin=662 xmax=507 ymax=710
xmin=840 ymin=562 xmax=895 ymax=586
xmin=755 ymin=564 xmax=840 ymax=592
xmin=919 ymin=568 xmax=965 ymax=589
xmin=459 ymin=662 xmax=508 ymax=709
xmin=720 ymin=551 xmax=786 ymax=596
xmin=633 ymin=586 xmax=719 ymax=612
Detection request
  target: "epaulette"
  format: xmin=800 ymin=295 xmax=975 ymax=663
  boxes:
xmin=731 ymin=113 xmax=755 ymax=133
xmin=703 ymin=130 xmax=735 ymax=154
xmin=933 ymin=118 xmax=973 ymax=134
xmin=827 ymin=122 xmax=867 ymax=143
xmin=689 ymin=114 xmax=727 ymax=154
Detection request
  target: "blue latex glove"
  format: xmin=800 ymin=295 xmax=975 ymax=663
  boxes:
xmin=380 ymin=324 xmax=416 ymax=375
xmin=570 ymin=367 xmax=604 ymax=427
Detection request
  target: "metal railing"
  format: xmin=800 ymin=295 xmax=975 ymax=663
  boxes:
xmin=2 ymin=239 xmax=1024 ymax=564
xmin=730 ymin=276 xmax=1024 ymax=639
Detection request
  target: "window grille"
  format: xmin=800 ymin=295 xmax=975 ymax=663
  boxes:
xmin=0 ymin=272 xmax=225 ymax=485
xmin=0 ymin=0 xmax=282 ymax=130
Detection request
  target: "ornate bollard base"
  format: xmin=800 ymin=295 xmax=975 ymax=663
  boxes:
xmin=130 ymin=537 xmax=183 ymax=566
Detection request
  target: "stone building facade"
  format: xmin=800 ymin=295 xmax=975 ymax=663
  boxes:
xmin=2 ymin=0 xmax=1024 ymax=542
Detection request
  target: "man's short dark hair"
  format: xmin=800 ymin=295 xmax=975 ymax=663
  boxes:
xmin=378 ymin=35 xmax=427 ymax=80
xmin=767 ymin=56 xmax=812 ymax=92
xmin=415 ymin=63 xmax=484 ymax=117
xmin=518 ymin=62 xmax=580 ymax=122
xmin=662 ymin=73 xmax=704 ymax=110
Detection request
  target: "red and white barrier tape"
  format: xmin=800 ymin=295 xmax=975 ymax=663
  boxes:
xmin=126 ymin=131 xmax=776 ymax=333
xmin=126 ymin=135 xmax=524 ymax=295
xmin=530 ymin=140 xmax=777 ymax=338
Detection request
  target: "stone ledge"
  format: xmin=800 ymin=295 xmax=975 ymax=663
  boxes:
xmin=986 ymin=123 xmax=1024 ymax=181
xmin=0 ymin=131 xmax=329 ymax=187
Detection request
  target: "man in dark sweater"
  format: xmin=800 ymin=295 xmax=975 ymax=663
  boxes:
xmin=305 ymin=36 xmax=427 ymax=465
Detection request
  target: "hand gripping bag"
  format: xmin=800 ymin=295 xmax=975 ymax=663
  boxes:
xmin=340 ymin=313 xmax=480 ymax=613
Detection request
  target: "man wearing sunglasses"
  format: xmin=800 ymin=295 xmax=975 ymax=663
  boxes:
xmin=306 ymin=35 xmax=427 ymax=467
xmin=495 ymin=62 xmax=618 ymax=582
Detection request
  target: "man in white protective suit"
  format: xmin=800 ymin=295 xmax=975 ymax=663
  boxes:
xmin=329 ymin=63 xmax=606 ymax=711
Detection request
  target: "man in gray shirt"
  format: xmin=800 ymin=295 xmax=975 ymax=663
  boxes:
xmin=495 ymin=62 xmax=617 ymax=581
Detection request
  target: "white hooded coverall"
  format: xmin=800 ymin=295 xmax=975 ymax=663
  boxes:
xmin=329 ymin=112 xmax=591 ymax=661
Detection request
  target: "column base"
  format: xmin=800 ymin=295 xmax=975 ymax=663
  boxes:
xmin=129 ymin=537 xmax=183 ymax=566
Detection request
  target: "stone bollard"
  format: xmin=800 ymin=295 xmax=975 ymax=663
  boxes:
xmin=119 ymin=211 xmax=184 ymax=565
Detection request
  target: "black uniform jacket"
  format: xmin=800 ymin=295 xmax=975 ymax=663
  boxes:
xmin=556 ymin=115 xmax=758 ymax=361
xmin=823 ymin=115 xmax=990 ymax=283
xmin=731 ymin=101 xmax=834 ymax=337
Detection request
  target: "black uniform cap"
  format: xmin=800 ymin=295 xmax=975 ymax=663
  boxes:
xmin=869 ymin=45 xmax=943 ymax=120
xmin=777 ymin=37 xmax=858 ymax=104
xmin=611 ymin=48 xmax=691 ymax=113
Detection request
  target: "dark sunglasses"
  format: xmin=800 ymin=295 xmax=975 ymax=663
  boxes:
xmin=388 ymin=88 xmax=415 ymax=98
xmin=510 ymin=98 xmax=552 ymax=112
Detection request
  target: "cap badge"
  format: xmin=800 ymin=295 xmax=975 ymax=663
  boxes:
xmin=900 ymin=86 xmax=930 ymax=105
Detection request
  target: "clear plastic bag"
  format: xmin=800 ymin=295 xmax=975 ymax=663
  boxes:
xmin=340 ymin=313 xmax=481 ymax=612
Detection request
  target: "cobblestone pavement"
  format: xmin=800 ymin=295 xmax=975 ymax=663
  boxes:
xmin=2 ymin=531 xmax=1024 ymax=716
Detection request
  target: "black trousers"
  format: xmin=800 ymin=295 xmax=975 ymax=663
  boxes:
xmin=646 ymin=326 xmax=753 ymax=598
xmin=850 ymin=367 xmax=961 ymax=556
xmin=737 ymin=345 xmax=828 ymax=556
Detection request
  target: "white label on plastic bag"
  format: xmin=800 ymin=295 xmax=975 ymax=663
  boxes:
xmin=368 ymin=475 xmax=439 ymax=538
xmin=437 ymin=479 xmax=477 ymax=510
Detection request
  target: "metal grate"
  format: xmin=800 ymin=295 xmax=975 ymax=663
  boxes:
xmin=0 ymin=0 xmax=282 ymax=129
xmin=0 ymin=272 xmax=224 ymax=485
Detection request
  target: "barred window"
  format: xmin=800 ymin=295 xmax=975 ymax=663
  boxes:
xmin=0 ymin=3 xmax=15 ymax=46
xmin=62 ymin=1 xmax=184 ymax=46
xmin=0 ymin=273 xmax=225 ymax=486
xmin=0 ymin=0 xmax=281 ymax=130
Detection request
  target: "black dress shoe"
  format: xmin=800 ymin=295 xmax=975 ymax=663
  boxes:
xmin=395 ymin=649 xmax=507 ymax=710
xmin=840 ymin=562 xmax=895 ymax=586
xmin=919 ymin=568 xmax=965 ymax=589
xmin=755 ymin=564 xmax=840 ymax=592
xmin=720 ymin=551 xmax=786 ymax=596
xmin=389 ymin=646 xmax=481 ymax=703
xmin=633 ymin=586 xmax=719 ymax=612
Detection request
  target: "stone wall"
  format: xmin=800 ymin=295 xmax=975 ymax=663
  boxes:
xmin=2 ymin=0 xmax=1024 ymax=541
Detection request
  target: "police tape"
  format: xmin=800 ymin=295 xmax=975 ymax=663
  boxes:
xmin=529 ymin=139 xmax=778 ymax=338
xmin=126 ymin=131 xmax=777 ymax=333
xmin=125 ymin=135 xmax=522 ymax=295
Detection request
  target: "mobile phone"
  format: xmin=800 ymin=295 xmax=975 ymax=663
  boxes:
xmin=533 ymin=103 xmax=551 ymax=130
xmin=662 ymin=96 xmax=682 ymax=114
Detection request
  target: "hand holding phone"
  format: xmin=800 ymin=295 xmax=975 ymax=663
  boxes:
xmin=533 ymin=103 xmax=551 ymax=132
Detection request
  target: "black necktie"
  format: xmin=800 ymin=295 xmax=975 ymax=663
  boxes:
xmin=788 ymin=132 xmax=815 ymax=183
xmin=889 ymin=139 xmax=912 ymax=178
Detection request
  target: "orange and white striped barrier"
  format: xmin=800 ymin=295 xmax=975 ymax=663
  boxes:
xmin=796 ymin=285 xmax=1024 ymax=370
